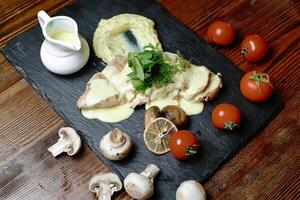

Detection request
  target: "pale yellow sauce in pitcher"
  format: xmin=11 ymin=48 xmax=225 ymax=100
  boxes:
xmin=50 ymin=32 xmax=76 ymax=45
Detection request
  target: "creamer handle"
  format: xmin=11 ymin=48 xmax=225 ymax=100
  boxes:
xmin=37 ymin=11 xmax=51 ymax=28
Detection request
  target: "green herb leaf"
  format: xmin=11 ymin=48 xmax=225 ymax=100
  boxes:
xmin=140 ymin=59 xmax=155 ymax=71
xmin=127 ymin=44 xmax=188 ymax=92
xmin=133 ymin=57 xmax=144 ymax=80
xmin=138 ymin=51 xmax=153 ymax=59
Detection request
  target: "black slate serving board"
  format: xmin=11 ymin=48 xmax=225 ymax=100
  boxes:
xmin=2 ymin=0 xmax=282 ymax=199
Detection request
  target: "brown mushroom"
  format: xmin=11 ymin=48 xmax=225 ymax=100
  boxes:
xmin=161 ymin=105 xmax=188 ymax=128
xmin=144 ymin=106 xmax=161 ymax=127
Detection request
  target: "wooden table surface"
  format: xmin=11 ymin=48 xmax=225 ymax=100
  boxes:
xmin=0 ymin=0 xmax=299 ymax=199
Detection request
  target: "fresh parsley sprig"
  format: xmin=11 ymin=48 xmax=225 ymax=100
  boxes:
xmin=127 ymin=44 xmax=188 ymax=92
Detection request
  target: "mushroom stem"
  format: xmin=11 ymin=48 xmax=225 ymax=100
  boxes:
xmin=98 ymin=183 xmax=112 ymax=200
xmin=48 ymin=138 xmax=70 ymax=157
xmin=99 ymin=128 xmax=132 ymax=161
xmin=140 ymin=164 xmax=160 ymax=183
xmin=110 ymin=128 xmax=126 ymax=147
xmin=89 ymin=173 xmax=122 ymax=200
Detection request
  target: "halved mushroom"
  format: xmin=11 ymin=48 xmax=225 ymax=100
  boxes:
xmin=144 ymin=106 xmax=161 ymax=127
xmin=48 ymin=127 xmax=81 ymax=157
xmin=89 ymin=173 xmax=122 ymax=200
xmin=176 ymin=180 xmax=206 ymax=200
xmin=161 ymin=105 xmax=188 ymax=128
xmin=124 ymin=164 xmax=160 ymax=200
xmin=99 ymin=128 xmax=132 ymax=161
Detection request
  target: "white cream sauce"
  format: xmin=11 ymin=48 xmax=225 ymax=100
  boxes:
xmin=82 ymin=103 xmax=134 ymax=123
xmin=145 ymin=95 xmax=179 ymax=110
xmin=179 ymin=98 xmax=204 ymax=115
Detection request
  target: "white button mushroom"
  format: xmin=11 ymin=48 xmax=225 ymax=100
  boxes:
xmin=176 ymin=180 xmax=206 ymax=200
xmin=89 ymin=173 xmax=122 ymax=200
xmin=124 ymin=164 xmax=160 ymax=200
xmin=99 ymin=128 xmax=132 ymax=161
xmin=48 ymin=127 xmax=81 ymax=157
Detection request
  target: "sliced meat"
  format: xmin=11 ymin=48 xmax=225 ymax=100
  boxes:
xmin=130 ymin=93 xmax=148 ymax=108
xmin=77 ymin=72 xmax=121 ymax=109
xmin=194 ymin=72 xmax=222 ymax=101
xmin=104 ymin=55 xmax=128 ymax=73
xmin=77 ymin=57 xmax=133 ymax=110
xmin=78 ymin=52 xmax=222 ymax=115
xmin=180 ymin=65 xmax=210 ymax=100
xmin=102 ymin=57 xmax=136 ymax=103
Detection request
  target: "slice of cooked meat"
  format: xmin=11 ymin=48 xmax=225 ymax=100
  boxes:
xmin=130 ymin=93 xmax=148 ymax=108
xmin=78 ymin=51 xmax=222 ymax=114
xmin=195 ymin=72 xmax=222 ymax=101
xmin=77 ymin=72 xmax=121 ymax=109
xmin=103 ymin=55 xmax=128 ymax=74
xmin=180 ymin=65 xmax=211 ymax=100
xmin=107 ymin=55 xmax=128 ymax=72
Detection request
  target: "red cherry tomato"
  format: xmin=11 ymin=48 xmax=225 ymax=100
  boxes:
xmin=240 ymin=70 xmax=273 ymax=102
xmin=241 ymin=34 xmax=268 ymax=62
xmin=212 ymin=103 xmax=241 ymax=130
xmin=169 ymin=130 xmax=199 ymax=160
xmin=207 ymin=21 xmax=236 ymax=46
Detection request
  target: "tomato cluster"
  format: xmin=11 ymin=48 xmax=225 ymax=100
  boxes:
xmin=207 ymin=21 xmax=268 ymax=62
xmin=167 ymin=21 xmax=275 ymax=160
xmin=207 ymin=21 xmax=274 ymax=130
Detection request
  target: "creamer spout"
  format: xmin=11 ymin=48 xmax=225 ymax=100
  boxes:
xmin=72 ymin=36 xmax=82 ymax=51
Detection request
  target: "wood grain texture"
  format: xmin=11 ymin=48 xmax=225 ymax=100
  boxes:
xmin=0 ymin=0 xmax=299 ymax=199
xmin=0 ymin=54 xmax=21 ymax=93
xmin=0 ymin=0 xmax=74 ymax=47
xmin=204 ymin=90 xmax=300 ymax=199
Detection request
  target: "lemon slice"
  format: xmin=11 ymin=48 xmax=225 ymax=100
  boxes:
xmin=143 ymin=117 xmax=178 ymax=155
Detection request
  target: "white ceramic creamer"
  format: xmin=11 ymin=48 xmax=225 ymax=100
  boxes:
xmin=38 ymin=10 xmax=90 ymax=75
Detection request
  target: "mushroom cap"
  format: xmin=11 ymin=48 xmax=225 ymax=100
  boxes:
xmin=89 ymin=173 xmax=122 ymax=194
xmin=58 ymin=127 xmax=81 ymax=156
xmin=144 ymin=106 xmax=161 ymax=127
xmin=176 ymin=180 xmax=206 ymax=200
xmin=124 ymin=173 xmax=154 ymax=200
xmin=99 ymin=128 xmax=132 ymax=160
xmin=161 ymin=105 xmax=188 ymax=128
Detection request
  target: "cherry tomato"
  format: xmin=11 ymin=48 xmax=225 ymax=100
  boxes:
xmin=241 ymin=34 xmax=268 ymax=62
xmin=169 ymin=130 xmax=199 ymax=160
xmin=207 ymin=21 xmax=236 ymax=46
xmin=240 ymin=70 xmax=273 ymax=102
xmin=212 ymin=103 xmax=241 ymax=130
